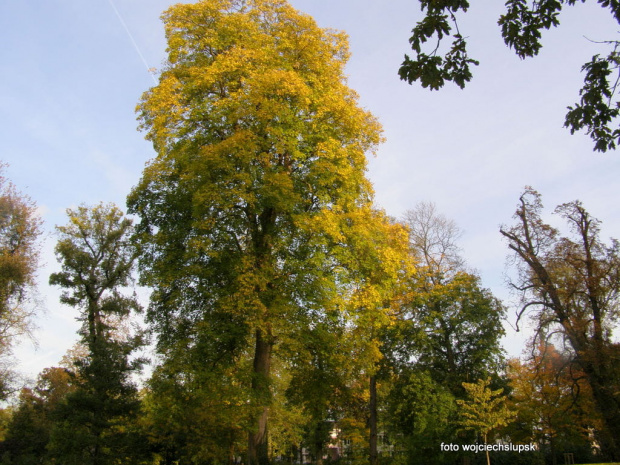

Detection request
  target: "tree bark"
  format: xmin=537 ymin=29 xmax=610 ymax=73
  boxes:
xmin=369 ymin=375 xmax=378 ymax=465
xmin=248 ymin=328 xmax=273 ymax=465
xmin=578 ymin=353 xmax=620 ymax=460
xmin=315 ymin=442 xmax=324 ymax=465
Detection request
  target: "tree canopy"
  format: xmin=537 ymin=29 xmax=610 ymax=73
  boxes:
xmin=379 ymin=204 xmax=506 ymax=465
xmin=399 ymin=0 xmax=620 ymax=152
xmin=127 ymin=1 xmax=408 ymax=463
xmin=506 ymin=343 xmax=602 ymax=462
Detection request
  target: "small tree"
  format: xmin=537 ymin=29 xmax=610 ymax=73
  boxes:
xmin=457 ymin=377 xmax=515 ymax=465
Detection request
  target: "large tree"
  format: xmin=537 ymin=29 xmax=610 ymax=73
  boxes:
xmin=48 ymin=203 xmax=146 ymax=465
xmin=390 ymin=203 xmax=505 ymax=393
xmin=399 ymin=0 xmax=620 ymax=152
xmin=381 ymin=204 xmax=505 ymax=465
xmin=500 ymin=188 xmax=620 ymax=459
xmin=127 ymin=1 xmax=406 ymax=464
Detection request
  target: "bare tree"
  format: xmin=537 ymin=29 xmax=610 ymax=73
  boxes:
xmin=402 ymin=201 xmax=464 ymax=283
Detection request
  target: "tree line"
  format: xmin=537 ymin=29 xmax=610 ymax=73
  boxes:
xmin=0 ymin=1 xmax=618 ymax=465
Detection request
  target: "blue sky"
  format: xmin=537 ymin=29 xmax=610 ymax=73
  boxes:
xmin=2 ymin=0 xmax=619 ymax=382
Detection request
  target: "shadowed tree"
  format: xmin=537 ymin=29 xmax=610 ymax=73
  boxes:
xmin=48 ymin=203 xmax=146 ymax=465
xmin=501 ymin=187 xmax=620 ymax=459
xmin=392 ymin=203 xmax=505 ymax=394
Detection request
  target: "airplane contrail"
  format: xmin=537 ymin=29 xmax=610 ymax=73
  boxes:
xmin=107 ymin=0 xmax=158 ymax=85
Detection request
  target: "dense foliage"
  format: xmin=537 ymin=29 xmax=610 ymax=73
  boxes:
xmin=47 ymin=204 xmax=146 ymax=465
xmin=127 ymin=1 xmax=407 ymax=464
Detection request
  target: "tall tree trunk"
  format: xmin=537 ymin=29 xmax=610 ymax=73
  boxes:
xmin=315 ymin=443 xmax=324 ymax=465
xmin=369 ymin=375 xmax=378 ymax=465
xmin=248 ymin=328 xmax=273 ymax=465
xmin=314 ymin=418 xmax=326 ymax=465
xmin=566 ymin=328 xmax=620 ymax=460
xmin=580 ymin=357 xmax=620 ymax=460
